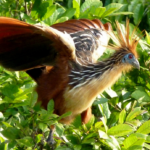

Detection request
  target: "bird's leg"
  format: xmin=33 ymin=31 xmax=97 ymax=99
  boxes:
xmin=46 ymin=125 xmax=55 ymax=148
xmin=81 ymin=107 xmax=92 ymax=124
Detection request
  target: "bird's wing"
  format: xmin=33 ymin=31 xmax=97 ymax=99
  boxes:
xmin=0 ymin=17 xmax=75 ymax=71
xmin=52 ymin=19 xmax=112 ymax=64
xmin=51 ymin=19 xmax=110 ymax=33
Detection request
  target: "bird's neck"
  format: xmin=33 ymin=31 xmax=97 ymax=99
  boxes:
xmin=69 ymin=56 xmax=131 ymax=90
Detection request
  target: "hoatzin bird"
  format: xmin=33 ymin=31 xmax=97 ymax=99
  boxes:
xmin=0 ymin=17 xmax=140 ymax=144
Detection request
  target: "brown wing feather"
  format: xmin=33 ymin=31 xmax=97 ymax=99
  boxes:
xmin=0 ymin=17 xmax=75 ymax=71
xmin=52 ymin=19 xmax=111 ymax=33
xmin=52 ymin=19 xmax=111 ymax=65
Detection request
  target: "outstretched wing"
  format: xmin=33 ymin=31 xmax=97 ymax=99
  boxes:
xmin=0 ymin=17 xmax=75 ymax=71
xmin=0 ymin=17 xmax=111 ymax=81
xmin=52 ymin=19 xmax=111 ymax=64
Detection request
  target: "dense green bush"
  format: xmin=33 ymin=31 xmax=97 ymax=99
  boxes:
xmin=0 ymin=0 xmax=150 ymax=149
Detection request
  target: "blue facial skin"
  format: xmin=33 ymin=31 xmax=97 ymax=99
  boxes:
xmin=122 ymin=53 xmax=140 ymax=70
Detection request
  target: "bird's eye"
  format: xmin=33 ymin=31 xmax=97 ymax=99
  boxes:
xmin=128 ymin=54 xmax=133 ymax=59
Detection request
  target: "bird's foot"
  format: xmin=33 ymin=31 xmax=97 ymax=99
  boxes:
xmin=46 ymin=129 xmax=56 ymax=149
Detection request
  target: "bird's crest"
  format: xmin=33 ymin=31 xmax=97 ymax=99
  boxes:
xmin=108 ymin=19 xmax=140 ymax=58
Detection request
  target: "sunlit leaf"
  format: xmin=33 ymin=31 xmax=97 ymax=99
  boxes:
xmin=108 ymin=124 xmax=134 ymax=137
xmin=137 ymin=120 xmax=150 ymax=134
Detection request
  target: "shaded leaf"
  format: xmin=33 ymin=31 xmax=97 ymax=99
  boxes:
xmin=133 ymin=4 xmax=144 ymax=25
xmin=47 ymin=99 xmax=54 ymax=114
xmin=1 ymin=127 xmax=20 ymax=140
xmin=131 ymin=90 xmax=150 ymax=102
xmin=16 ymin=136 xmax=34 ymax=147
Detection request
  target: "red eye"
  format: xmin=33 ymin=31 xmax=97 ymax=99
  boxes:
xmin=128 ymin=54 xmax=133 ymax=59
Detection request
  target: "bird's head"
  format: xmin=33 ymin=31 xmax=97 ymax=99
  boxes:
xmin=122 ymin=53 xmax=140 ymax=69
xmin=108 ymin=19 xmax=141 ymax=70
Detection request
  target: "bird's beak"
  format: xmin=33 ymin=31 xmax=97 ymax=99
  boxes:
xmin=131 ymin=57 xmax=140 ymax=70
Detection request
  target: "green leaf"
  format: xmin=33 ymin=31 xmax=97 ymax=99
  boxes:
xmin=128 ymin=0 xmax=140 ymax=13
xmin=85 ymin=115 xmax=95 ymax=129
xmin=128 ymin=145 xmax=143 ymax=150
xmin=55 ymin=146 xmax=72 ymax=150
xmin=30 ymin=0 xmax=42 ymax=18
xmin=80 ymin=0 xmax=102 ymax=13
xmin=123 ymin=133 xmax=146 ymax=149
xmin=146 ymin=135 xmax=150 ymax=143
xmin=94 ymin=7 xmax=106 ymax=18
xmin=20 ymin=13 xmax=37 ymax=24
xmin=36 ymin=134 xmax=43 ymax=144
xmin=102 ymin=8 xmax=119 ymax=18
xmin=98 ymin=105 xmax=108 ymax=132
xmin=39 ymin=123 xmax=47 ymax=132
xmin=82 ymin=138 xmax=95 ymax=144
xmin=16 ymin=136 xmax=34 ymax=147
xmin=95 ymin=122 xmax=103 ymax=129
xmin=44 ymin=9 xmax=59 ymax=25
xmin=107 ymin=112 xmax=119 ymax=127
xmin=125 ymin=120 xmax=141 ymax=128
xmin=102 ymin=3 xmax=123 ymax=17
xmin=47 ymin=99 xmax=54 ymax=114
xmin=126 ymin=107 xmax=146 ymax=121
xmin=7 ymin=140 xmax=17 ymax=149
xmin=0 ymin=143 xmax=5 ymax=150
xmin=109 ymin=11 xmax=133 ymax=16
xmin=14 ymin=87 xmax=34 ymax=101
xmin=42 ymin=5 xmax=56 ymax=20
xmin=60 ymin=8 xmax=76 ymax=20
xmin=98 ymin=130 xmax=109 ymax=139
xmin=102 ymin=102 xmax=111 ymax=119
xmin=66 ymin=134 xmax=81 ymax=145
xmin=105 ymin=88 xmax=117 ymax=98
xmin=144 ymin=143 xmax=150 ymax=149
xmin=72 ymin=115 xmax=82 ymax=128
xmin=80 ymin=0 xmax=102 ymax=18
xmin=58 ymin=111 xmax=72 ymax=121
xmin=131 ymin=90 xmax=150 ymax=102
xmin=0 ymin=112 xmax=4 ymax=122
xmin=29 ymin=91 xmax=38 ymax=108
xmin=2 ymin=121 xmax=12 ymax=128
xmin=1 ymin=127 xmax=20 ymax=140
xmin=145 ymin=31 xmax=150 ymax=44
xmin=119 ymin=109 xmax=126 ymax=124
xmin=106 ymin=3 xmax=123 ymax=11
xmin=73 ymin=0 xmax=80 ymax=18
xmin=83 ymin=132 xmax=97 ymax=141
xmin=133 ymin=4 xmax=144 ymax=25
xmin=73 ymin=145 xmax=82 ymax=150
xmin=108 ymin=124 xmax=134 ymax=137
xmin=94 ymin=97 xmax=108 ymax=105
xmin=56 ymin=123 xmax=64 ymax=136
xmin=105 ymin=136 xmax=121 ymax=150
xmin=55 ymin=17 xmax=69 ymax=24
xmin=1 ymin=84 xmax=19 ymax=100
xmin=137 ymin=120 xmax=150 ymax=134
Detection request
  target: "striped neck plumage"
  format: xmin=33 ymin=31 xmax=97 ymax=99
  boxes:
xmin=69 ymin=49 xmax=129 ymax=89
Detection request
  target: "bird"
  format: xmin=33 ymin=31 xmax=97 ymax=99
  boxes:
xmin=0 ymin=17 xmax=140 ymax=144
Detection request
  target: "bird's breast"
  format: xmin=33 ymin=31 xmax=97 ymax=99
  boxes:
xmin=62 ymin=65 xmax=129 ymax=118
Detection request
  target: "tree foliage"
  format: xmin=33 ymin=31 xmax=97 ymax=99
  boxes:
xmin=0 ymin=0 xmax=150 ymax=150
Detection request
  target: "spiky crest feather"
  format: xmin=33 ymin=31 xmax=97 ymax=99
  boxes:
xmin=108 ymin=19 xmax=140 ymax=58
